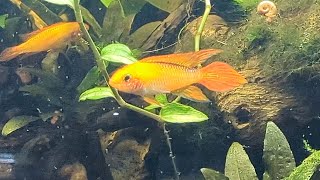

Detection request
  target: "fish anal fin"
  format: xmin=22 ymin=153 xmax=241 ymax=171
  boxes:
xmin=173 ymin=85 xmax=210 ymax=102
xmin=140 ymin=49 xmax=223 ymax=68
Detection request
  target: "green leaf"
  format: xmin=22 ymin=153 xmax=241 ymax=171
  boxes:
xmin=127 ymin=21 xmax=162 ymax=49
xmin=155 ymin=94 xmax=168 ymax=104
xmin=263 ymin=122 xmax=296 ymax=179
xmin=80 ymin=5 xmax=102 ymax=37
xmin=119 ymin=0 xmax=146 ymax=17
xmin=0 ymin=14 xmax=8 ymax=28
xmin=2 ymin=116 xmax=40 ymax=136
xmin=77 ymin=66 xmax=101 ymax=94
xmin=79 ymin=87 xmax=115 ymax=101
xmin=146 ymin=0 xmax=183 ymax=13
xmin=101 ymin=43 xmax=137 ymax=64
xmin=144 ymin=104 xmax=161 ymax=110
xmin=201 ymin=168 xmax=229 ymax=180
xmin=225 ymin=142 xmax=258 ymax=180
xmin=287 ymin=150 xmax=320 ymax=180
xmin=101 ymin=0 xmax=115 ymax=7
xmin=42 ymin=0 xmax=74 ymax=8
xmin=159 ymin=102 xmax=208 ymax=123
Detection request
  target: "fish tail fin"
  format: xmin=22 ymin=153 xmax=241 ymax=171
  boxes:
xmin=0 ymin=46 xmax=22 ymax=61
xmin=199 ymin=61 xmax=247 ymax=92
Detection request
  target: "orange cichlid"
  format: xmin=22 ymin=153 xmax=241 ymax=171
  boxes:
xmin=109 ymin=49 xmax=247 ymax=103
xmin=0 ymin=22 xmax=88 ymax=61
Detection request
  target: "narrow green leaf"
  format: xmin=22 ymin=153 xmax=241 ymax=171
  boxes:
xmin=79 ymin=87 xmax=115 ymax=101
xmin=2 ymin=116 xmax=40 ymax=136
xmin=20 ymin=67 xmax=64 ymax=89
xmin=287 ymin=150 xmax=320 ymax=180
xmin=144 ymin=104 xmax=161 ymax=110
xmin=146 ymin=0 xmax=183 ymax=13
xmin=80 ymin=5 xmax=102 ymax=37
xmin=263 ymin=122 xmax=296 ymax=179
xmin=119 ymin=0 xmax=146 ymax=17
xmin=101 ymin=43 xmax=137 ymax=64
xmin=201 ymin=168 xmax=229 ymax=180
xmin=77 ymin=66 xmax=101 ymax=94
xmin=159 ymin=102 xmax=208 ymax=123
xmin=101 ymin=0 xmax=115 ymax=7
xmin=19 ymin=85 xmax=63 ymax=106
xmin=225 ymin=142 xmax=258 ymax=180
xmin=42 ymin=0 xmax=74 ymax=8
xmin=0 ymin=14 xmax=8 ymax=28
xmin=126 ymin=21 xmax=161 ymax=49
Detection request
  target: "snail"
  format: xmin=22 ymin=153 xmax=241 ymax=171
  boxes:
xmin=257 ymin=1 xmax=278 ymax=22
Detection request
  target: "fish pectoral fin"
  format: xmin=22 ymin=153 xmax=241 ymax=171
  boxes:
xmin=143 ymin=96 xmax=162 ymax=105
xmin=173 ymin=85 xmax=210 ymax=102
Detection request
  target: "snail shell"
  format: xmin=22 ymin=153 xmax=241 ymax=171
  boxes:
xmin=257 ymin=1 xmax=278 ymax=22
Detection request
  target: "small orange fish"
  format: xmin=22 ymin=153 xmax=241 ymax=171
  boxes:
xmin=109 ymin=49 xmax=247 ymax=103
xmin=0 ymin=22 xmax=88 ymax=61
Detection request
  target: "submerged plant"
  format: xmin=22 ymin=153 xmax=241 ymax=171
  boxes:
xmin=201 ymin=121 xmax=320 ymax=180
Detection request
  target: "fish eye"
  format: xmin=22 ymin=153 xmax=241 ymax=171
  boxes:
xmin=124 ymin=74 xmax=131 ymax=82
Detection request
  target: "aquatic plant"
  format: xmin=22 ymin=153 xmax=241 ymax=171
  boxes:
xmin=0 ymin=0 xmax=217 ymax=179
xmin=200 ymin=121 xmax=320 ymax=180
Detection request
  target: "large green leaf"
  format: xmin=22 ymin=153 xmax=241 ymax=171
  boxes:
xmin=79 ymin=87 xmax=115 ymax=101
xmin=2 ymin=116 xmax=40 ymax=136
xmin=146 ymin=0 xmax=183 ymax=13
xmin=287 ymin=150 xmax=320 ymax=180
xmin=159 ymin=102 xmax=208 ymax=123
xmin=225 ymin=142 xmax=258 ymax=180
xmin=263 ymin=122 xmax=296 ymax=179
xmin=0 ymin=14 xmax=8 ymax=28
xmin=77 ymin=66 xmax=101 ymax=94
xmin=201 ymin=168 xmax=229 ymax=180
xmin=101 ymin=43 xmax=137 ymax=64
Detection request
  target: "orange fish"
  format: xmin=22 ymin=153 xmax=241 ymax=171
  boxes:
xmin=109 ymin=49 xmax=247 ymax=103
xmin=0 ymin=22 xmax=88 ymax=61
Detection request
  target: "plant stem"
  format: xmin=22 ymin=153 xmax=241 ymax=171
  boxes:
xmin=163 ymin=124 xmax=180 ymax=180
xmin=194 ymin=0 xmax=211 ymax=51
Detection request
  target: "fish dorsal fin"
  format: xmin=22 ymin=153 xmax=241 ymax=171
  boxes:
xmin=139 ymin=49 xmax=223 ymax=68
xmin=19 ymin=22 xmax=66 ymax=41
xmin=173 ymin=85 xmax=210 ymax=102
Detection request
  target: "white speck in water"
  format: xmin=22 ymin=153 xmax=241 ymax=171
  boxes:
xmin=113 ymin=112 xmax=119 ymax=116
xmin=307 ymin=126 xmax=310 ymax=129
xmin=117 ymin=106 xmax=121 ymax=109
xmin=107 ymin=164 xmax=111 ymax=167
xmin=102 ymin=107 xmax=106 ymax=111
xmin=105 ymin=149 xmax=109 ymax=154
xmin=61 ymin=135 xmax=64 ymax=139
xmin=54 ymin=166 xmax=57 ymax=170
xmin=57 ymin=126 xmax=60 ymax=129
xmin=65 ymin=76 xmax=69 ymax=79
xmin=36 ymin=108 xmax=42 ymax=113
xmin=309 ymin=133 xmax=312 ymax=136
xmin=58 ymin=66 xmax=61 ymax=69
xmin=0 ymin=39 xmax=3 ymax=42
xmin=47 ymin=98 xmax=51 ymax=102
xmin=99 ymin=8 xmax=102 ymax=10
xmin=26 ymin=129 xmax=29 ymax=132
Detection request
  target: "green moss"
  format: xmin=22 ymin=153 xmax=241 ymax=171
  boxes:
xmin=233 ymin=0 xmax=260 ymax=11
